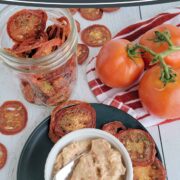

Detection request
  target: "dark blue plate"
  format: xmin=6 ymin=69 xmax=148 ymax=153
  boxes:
xmin=17 ymin=103 xmax=162 ymax=180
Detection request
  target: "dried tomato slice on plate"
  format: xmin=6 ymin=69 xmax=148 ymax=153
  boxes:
xmin=133 ymin=158 xmax=166 ymax=180
xmin=49 ymin=100 xmax=96 ymax=143
xmin=0 ymin=101 xmax=28 ymax=135
xmin=7 ymin=9 xmax=47 ymax=42
xmin=116 ymin=129 xmax=156 ymax=166
xmin=77 ymin=43 xmax=89 ymax=65
xmin=81 ymin=24 xmax=112 ymax=47
xmin=79 ymin=8 xmax=103 ymax=21
xmin=0 ymin=143 xmax=7 ymax=169
xmin=102 ymin=8 xmax=120 ymax=12
xmin=102 ymin=121 xmax=127 ymax=136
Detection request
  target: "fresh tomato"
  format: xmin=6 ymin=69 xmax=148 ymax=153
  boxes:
xmin=0 ymin=101 xmax=27 ymax=135
xmin=139 ymin=65 xmax=180 ymax=119
xmin=96 ymin=38 xmax=144 ymax=88
xmin=102 ymin=121 xmax=127 ymax=136
xmin=0 ymin=143 xmax=7 ymax=169
xmin=116 ymin=129 xmax=156 ymax=166
xmin=139 ymin=24 xmax=180 ymax=68
xmin=133 ymin=158 xmax=166 ymax=180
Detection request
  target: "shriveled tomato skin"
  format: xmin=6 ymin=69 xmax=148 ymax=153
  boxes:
xmin=102 ymin=121 xmax=127 ymax=136
xmin=49 ymin=100 xmax=96 ymax=143
xmin=96 ymin=38 xmax=144 ymax=88
xmin=116 ymin=129 xmax=156 ymax=166
xmin=0 ymin=143 xmax=7 ymax=169
xmin=139 ymin=65 xmax=180 ymax=119
xmin=139 ymin=24 xmax=180 ymax=68
xmin=133 ymin=158 xmax=166 ymax=180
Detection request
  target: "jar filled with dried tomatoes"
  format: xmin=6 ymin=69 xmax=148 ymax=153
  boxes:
xmin=0 ymin=6 xmax=78 ymax=106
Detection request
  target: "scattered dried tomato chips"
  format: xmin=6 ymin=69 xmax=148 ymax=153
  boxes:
xmin=81 ymin=25 xmax=112 ymax=47
xmin=77 ymin=44 xmax=89 ymax=65
xmin=102 ymin=8 xmax=120 ymax=12
xmin=49 ymin=100 xmax=96 ymax=143
xmin=7 ymin=9 xmax=47 ymax=42
xmin=0 ymin=143 xmax=7 ymax=169
xmin=102 ymin=121 xmax=127 ymax=136
xmin=134 ymin=158 xmax=166 ymax=180
xmin=0 ymin=101 xmax=27 ymax=135
xmin=80 ymin=8 xmax=103 ymax=21
xmin=116 ymin=129 xmax=156 ymax=167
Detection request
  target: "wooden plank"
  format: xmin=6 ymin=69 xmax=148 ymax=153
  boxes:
xmin=160 ymin=121 xmax=180 ymax=179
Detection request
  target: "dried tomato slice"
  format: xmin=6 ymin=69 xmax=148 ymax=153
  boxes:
xmin=32 ymin=38 xmax=62 ymax=58
xmin=133 ymin=158 xmax=166 ymax=180
xmin=21 ymin=80 xmax=35 ymax=103
xmin=79 ymin=8 xmax=103 ymax=21
xmin=116 ymin=129 xmax=156 ymax=166
xmin=0 ymin=143 xmax=7 ymax=169
xmin=102 ymin=8 xmax=120 ymax=12
xmin=81 ymin=24 xmax=112 ymax=47
xmin=11 ymin=32 xmax=48 ymax=54
xmin=69 ymin=8 xmax=79 ymax=15
xmin=0 ymin=101 xmax=27 ymax=135
xmin=75 ymin=20 xmax=80 ymax=33
xmin=31 ymin=78 xmax=56 ymax=97
xmin=49 ymin=100 xmax=96 ymax=142
xmin=56 ymin=16 xmax=70 ymax=41
xmin=77 ymin=43 xmax=89 ymax=65
xmin=7 ymin=9 xmax=47 ymax=42
xmin=102 ymin=121 xmax=127 ymax=136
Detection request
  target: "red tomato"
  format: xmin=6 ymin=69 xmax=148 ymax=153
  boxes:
xmin=139 ymin=65 xmax=180 ymax=119
xmin=139 ymin=24 xmax=180 ymax=68
xmin=96 ymin=38 xmax=144 ymax=88
xmin=0 ymin=143 xmax=7 ymax=169
xmin=0 ymin=101 xmax=27 ymax=135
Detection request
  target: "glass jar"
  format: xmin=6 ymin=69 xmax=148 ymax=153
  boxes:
xmin=0 ymin=6 xmax=78 ymax=106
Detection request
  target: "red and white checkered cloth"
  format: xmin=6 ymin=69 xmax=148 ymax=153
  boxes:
xmin=86 ymin=8 xmax=180 ymax=127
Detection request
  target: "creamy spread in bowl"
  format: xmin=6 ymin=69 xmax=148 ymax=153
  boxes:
xmin=53 ymin=138 xmax=126 ymax=180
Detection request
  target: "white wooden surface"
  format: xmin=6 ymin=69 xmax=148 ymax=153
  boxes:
xmin=0 ymin=2 xmax=180 ymax=180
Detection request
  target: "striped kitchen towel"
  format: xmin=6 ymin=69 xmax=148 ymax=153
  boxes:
xmin=86 ymin=8 xmax=180 ymax=127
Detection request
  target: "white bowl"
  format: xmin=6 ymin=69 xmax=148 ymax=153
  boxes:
xmin=44 ymin=128 xmax=133 ymax=180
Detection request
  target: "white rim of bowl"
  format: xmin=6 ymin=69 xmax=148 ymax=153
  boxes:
xmin=44 ymin=128 xmax=133 ymax=180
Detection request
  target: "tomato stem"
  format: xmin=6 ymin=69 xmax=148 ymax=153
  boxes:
xmin=133 ymin=44 xmax=177 ymax=85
